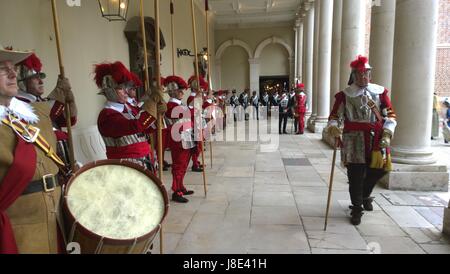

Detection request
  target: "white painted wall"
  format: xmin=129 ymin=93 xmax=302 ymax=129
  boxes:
xmin=220 ymin=46 xmax=250 ymax=91
xmin=215 ymin=26 xmax=294 ymax=90
xmin=259 ymin=44 xmax=289 ymax=76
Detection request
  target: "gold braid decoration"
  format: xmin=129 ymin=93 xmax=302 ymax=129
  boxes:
xmin=2 ymin=118 xmax=65 ymax=167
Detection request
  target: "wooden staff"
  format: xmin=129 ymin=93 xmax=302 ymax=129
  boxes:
xmin=324 ymin=138 xmax=339 ymax=231
xmin=50 ymin=0 xmax=75 ymax=172
xmin=154 ymin=0 xmax=165 ymax=255
xmin=205 ymin=0 xmax=213 ymax=169
xmin=170 ymin=0 xmax=175 ymax=75
xmin=139 ymin=0 xmax=164 ymax=254
xmin=191 ymin=0 xmax=208 ymax=197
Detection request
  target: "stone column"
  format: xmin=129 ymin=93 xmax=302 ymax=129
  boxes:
xmin=297 ymin=21 xmax=304 ymax=82
xmin=215 ymin=58 xmax=222 ymax=89
xmin=339 ymin=0 xmax=366 ymax=90
xmin=369 ymin=0 xmax=396 ymax=91
xmin=294 ymin=26 xmax=299 ymax=82
xmin=289 ymin=57 xmax=295 ymax=86
xmin=249 ymin=58 xmax=260 ymax=94
xmin=330 ymin=0 xmax=342 ymax=107
xmin=314 ymin=0 xmax=334 ymax=133
xmin=307 ymin=0 xmax=320 ymax=130
xmin=303 ymin=3 xmax=314 ymax=117
xmin=381 ymin=0 xmax=448 ymax=193
xmin=391 ymin=0 xmax=439 ymax=165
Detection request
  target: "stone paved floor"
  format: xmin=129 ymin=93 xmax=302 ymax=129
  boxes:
xmin=152 ymin=120 xmax=450 ymax=254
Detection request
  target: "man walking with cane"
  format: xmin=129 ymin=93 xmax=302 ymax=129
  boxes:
xmin=327 ymin=56 xmax=397 ymax=226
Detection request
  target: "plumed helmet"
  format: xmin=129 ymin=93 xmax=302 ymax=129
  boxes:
xmin=17 ymin=53 xmax=46 ymax=82
xmin=188 ymin=75 xmax=208 ymax=91
xmin=348 ymin=55 xmax=372 ymax=85
xmin=164 ymin=75 xmax=188 ymax=97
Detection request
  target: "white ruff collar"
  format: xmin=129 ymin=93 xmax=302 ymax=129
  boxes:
xmin=0 ymin=97 xmax=39 ymax=124
xmin=169 ymin=97 xmax=182 ymax=105
xmin=343 ymin=83 xmax=385 ymax=98
xmin=104 ymin=101 xmax=125 ymax=113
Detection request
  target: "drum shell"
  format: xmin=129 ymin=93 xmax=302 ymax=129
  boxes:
xmin=62 ymin=160 xmax=169 ymax=254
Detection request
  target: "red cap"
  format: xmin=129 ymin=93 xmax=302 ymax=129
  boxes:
xmin=296 ymin=83 xmax=305 ymax=89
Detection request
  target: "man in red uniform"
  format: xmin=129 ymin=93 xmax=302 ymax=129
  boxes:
xmin=187 ymin=76 xmax=208 ymax=172
xmin=295 ymin=83 xmax=307 ymax=135
xmin=328 ymin=56 xmax=397 ymax=225
xmin=15 ymin=53 xmax=77 ymax=167
xmin=95 ymin=61 xmax=164 ymax=173
xmin=164 ymin=76 xmax=195 ymax=203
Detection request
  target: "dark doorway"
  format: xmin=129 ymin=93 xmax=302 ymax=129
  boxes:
xmin=259 ymin=76 xmax=289 ymax=97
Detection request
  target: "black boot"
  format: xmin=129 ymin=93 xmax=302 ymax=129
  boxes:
xmin=172 ymin=193 xmax=189 ymax=203
xmin=349 ymin=205 xmax=364 ymax=226
xmin=182 ymin=189 xmax=195 ymax=196
xmin=363 ymin=197 xmax=374 ymax=211
xmin=192 ymin=166 xmax=204 ymax=172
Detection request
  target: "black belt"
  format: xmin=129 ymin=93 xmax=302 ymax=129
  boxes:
xmin=22 ymin=174 xmax=58 ymax=196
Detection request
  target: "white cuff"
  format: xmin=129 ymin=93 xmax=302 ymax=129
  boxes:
xmin=328 ymin=120 xmax=339 ymax=128
xmin=383 ymin=118 xmax=397 ymax=135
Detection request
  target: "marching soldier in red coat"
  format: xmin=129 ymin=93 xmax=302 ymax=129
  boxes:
xmin=164 ymin=76 xmax=195 ymax=203
xmin=294 ymin=83 xmax=307 ymax=135
xmin=15 ymin=53 xmax=77 ymax=167
xmin=95 ymin=61 xmax=164 ymax=174
xmin=1 ymin=47 xmax=65 ymax=254
xmin=187 ymin=75 xmax=208 ymax=173
xmin=328 ymin=56 xmax=397 ymax=225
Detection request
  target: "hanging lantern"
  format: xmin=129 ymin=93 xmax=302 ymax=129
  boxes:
xmin=98 ymin=0 xmax=129 ymax=22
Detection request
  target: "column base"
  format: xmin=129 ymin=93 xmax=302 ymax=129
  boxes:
xmin=379 ymin=163 xmax=449 ymax=192
xmin=391 ymin=147 xmax=436 ymax=165
xmin=444 ymin=208 xmax=450 ymax=236
xmin=311 ymin=118 xmax=328 ymax=133
xmin=307 ymin=115 xmax=316 ymax=132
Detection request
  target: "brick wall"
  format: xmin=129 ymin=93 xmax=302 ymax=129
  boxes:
xmin=436 ymin=0 xmax=450 ymax=98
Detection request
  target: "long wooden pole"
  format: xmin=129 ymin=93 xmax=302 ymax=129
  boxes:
xmin=154 ymin=0 xmax=165 ymax=255
xmin=191 ymin=0 xmax=208 ymax=197
xmin=139 ymin=0 xmax=164 ymax=255
xmin=205 ymin=0 xmax=213 ymax=169
xmin=324 ymin=138 xmax=339 ymax=231
xmin=139 ymin=0 xmax=150 ymax=92
xmin=50 ymin=0 xmax=75 ymax=172
xmin=170 ymin=0 xmax=175 ymax=75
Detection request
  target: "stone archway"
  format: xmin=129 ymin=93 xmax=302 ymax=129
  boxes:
xmin=215 ymin=39 xmax=253 ymax=90
xmin=251 ymin=36 xmax=295 ymax=93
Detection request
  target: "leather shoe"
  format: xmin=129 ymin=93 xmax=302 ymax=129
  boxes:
xmin=192 ymin=167 xmax=204 ymax=172
xmin=183 ymin=190 xmax=195 ymax=195
xmin=172 ymin=193 xmax=189 ymax=203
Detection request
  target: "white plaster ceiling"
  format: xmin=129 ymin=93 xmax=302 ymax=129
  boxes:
xmin=209 ymin=0 xmax=304 ymax=29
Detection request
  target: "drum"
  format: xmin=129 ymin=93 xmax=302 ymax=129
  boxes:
xmin=62 ymin=160 xmax=169 ymax=254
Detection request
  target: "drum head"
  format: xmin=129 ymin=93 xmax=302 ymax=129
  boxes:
xmin=65 ymin=161 xmax=167 ymax=241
